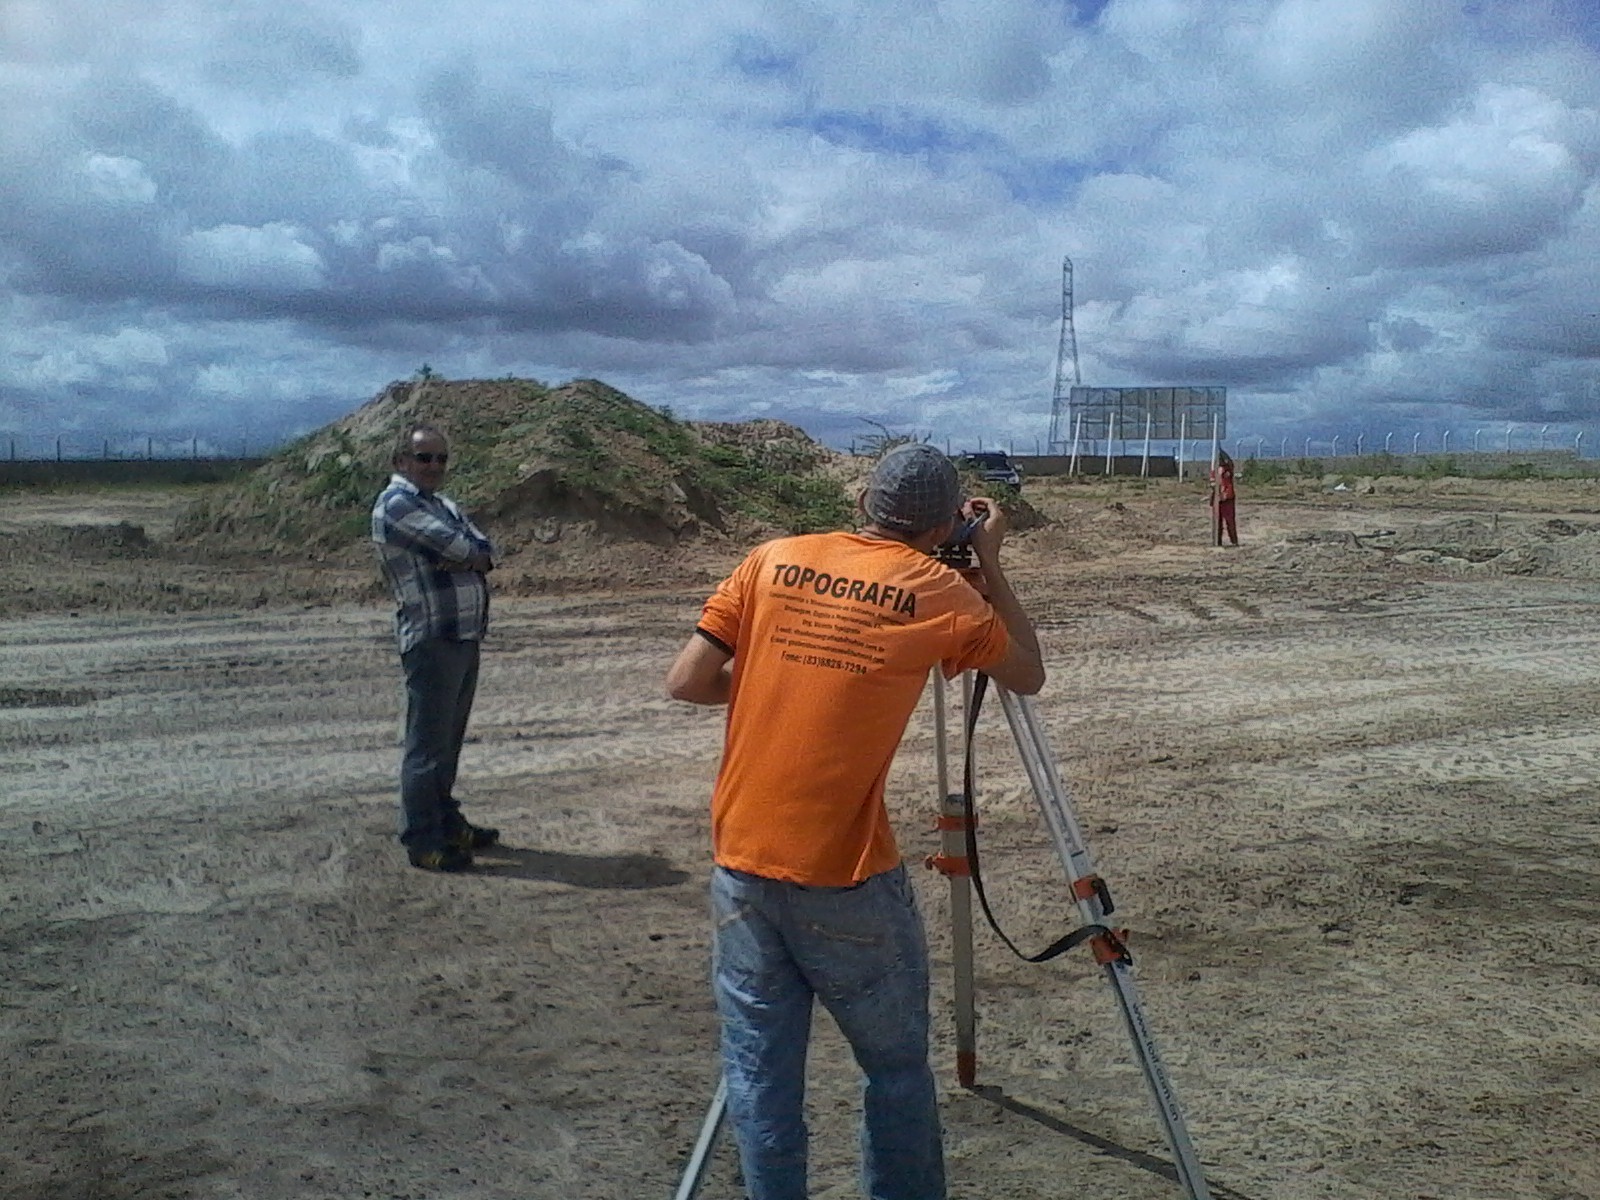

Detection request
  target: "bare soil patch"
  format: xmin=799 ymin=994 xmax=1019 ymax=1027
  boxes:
xmin=2 ymin=474 xmax=1598 ymax=1200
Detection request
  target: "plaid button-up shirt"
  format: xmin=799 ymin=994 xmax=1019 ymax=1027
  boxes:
xmin=371 ymin=474 xmax=495 ymax=653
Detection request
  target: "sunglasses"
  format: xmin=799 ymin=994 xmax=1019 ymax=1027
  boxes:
xmin=410 ymin=452 xmax=449 ymax=464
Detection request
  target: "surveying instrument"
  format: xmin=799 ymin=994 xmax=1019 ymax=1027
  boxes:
xmin=672 ymin=527 xmax=1212 ymax=1200
xmin=673 ymin=673 xmax=1213 ymax=1199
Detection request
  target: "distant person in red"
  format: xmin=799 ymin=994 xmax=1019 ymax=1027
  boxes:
xmin=1210 ymin=448 xmax=1238 ymax=546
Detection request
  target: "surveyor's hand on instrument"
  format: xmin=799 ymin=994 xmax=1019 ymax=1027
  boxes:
xmin=965 ymin=497 xmax=1007 ymax=565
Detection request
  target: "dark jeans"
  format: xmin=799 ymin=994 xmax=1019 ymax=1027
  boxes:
xmin=398 ymin=637 xmax=481 ymax=850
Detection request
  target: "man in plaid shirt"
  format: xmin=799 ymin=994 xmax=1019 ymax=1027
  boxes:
xmin=372 ymin=424 xmax=499 ymax=872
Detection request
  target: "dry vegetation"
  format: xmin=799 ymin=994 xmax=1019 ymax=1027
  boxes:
xmin=171 ymin=377 xmax=856 ymax=591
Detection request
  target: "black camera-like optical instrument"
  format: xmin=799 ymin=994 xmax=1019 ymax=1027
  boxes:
xmin=934 ymin=513 xmax=982 ymax=569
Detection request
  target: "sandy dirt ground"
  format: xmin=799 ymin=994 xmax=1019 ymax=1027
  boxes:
xmin=3 ymin=474 xmax=1599 ymax=1200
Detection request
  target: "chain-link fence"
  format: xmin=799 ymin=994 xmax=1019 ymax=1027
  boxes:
xmin=1233 ymin=426 xmax=1590 ymax=460
xmin=1 ymin=433 xmax=272 ymax=461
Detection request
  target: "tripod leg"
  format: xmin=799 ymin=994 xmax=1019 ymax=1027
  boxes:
xmin=932 ymin=673 xmax=978 ymax=1086
xmin=993 ymin=686 xmax=1213 ymax=1200
xmin=1102 ymin=961 xmax=1212 ymax=1200
xmin=672 ymin=1076 xmax=728 ymax=1200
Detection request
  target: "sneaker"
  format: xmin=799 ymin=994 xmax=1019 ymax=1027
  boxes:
xmin=451 ymin=822 xmax=500 ymax=852
xmin=408 ymin=845 xmax=474 ymax=873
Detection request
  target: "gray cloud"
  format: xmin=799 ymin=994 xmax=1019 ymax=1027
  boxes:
xmin=204 ymin=7 xmax=361 ymax=98
xmin=2 ymin=0 xmax=1599 ymax=451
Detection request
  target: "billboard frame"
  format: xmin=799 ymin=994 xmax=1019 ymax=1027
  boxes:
xmin=1063 ymin=386 xmax=1227 ymax=443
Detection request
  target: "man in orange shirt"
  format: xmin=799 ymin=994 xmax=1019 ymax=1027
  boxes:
xmin=666 ymin=443 xmax=1045 ymax=1200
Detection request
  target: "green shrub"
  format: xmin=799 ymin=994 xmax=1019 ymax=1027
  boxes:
xmin=1487 ymin=462 xmax=1539 ymax=481
xmin=1417 ymin=456 xmax=1459 ymax=479
xmin=1241 ymin=459 xmax=1294 ymax=484
xmin=301 ymin=430 xmax=373 ymax=509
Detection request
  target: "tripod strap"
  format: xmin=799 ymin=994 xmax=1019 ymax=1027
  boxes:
xmin=962 ymin=673 xmax=1129 ymax=966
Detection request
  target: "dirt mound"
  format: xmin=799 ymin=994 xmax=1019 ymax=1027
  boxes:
xmin=1018 ymin=496 xmax=1174 ymax=562
xmin=1264 ymin=513 xmax=1600 ymax=579
xmin=55 ymin=521 xmax=152 ymax=556
xmin=1524 ymin=522 xmax=1600 ymax=579
xmin=173 ymin=378 xmax=856 ymax=578
xmin=1373 ymin=517 xmax=1511 ymax=561
xmin=171 ymin=381 xmax=1053 ymax=595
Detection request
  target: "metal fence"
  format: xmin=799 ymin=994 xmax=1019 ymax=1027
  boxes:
xmin=1236 ymin=426 xmax=1589 ymax=460
xmin=1 ymin=433 xmax=267 ymax=462
xmin=11 ymin=423 xmax=1596 ymax=465
xmin=845 ymin=425 xmax=1594 ymax=463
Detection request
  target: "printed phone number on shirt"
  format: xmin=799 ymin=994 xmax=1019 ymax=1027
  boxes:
xmin=780 ymin=649 xmax=868 ymax=674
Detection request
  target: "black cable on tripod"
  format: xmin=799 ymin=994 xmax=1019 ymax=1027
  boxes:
xmin=962 ymin=673 xmax=1125 ymax=965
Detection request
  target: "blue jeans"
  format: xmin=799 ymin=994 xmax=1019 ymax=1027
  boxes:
xmin=711 ymin=864 xmax=945 ymax=1200
xmin=398 ymin=637 xmax=480 ymax=849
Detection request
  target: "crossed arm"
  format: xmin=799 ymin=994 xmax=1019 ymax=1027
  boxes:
xmin=380 ymin=496 xmax=494 ymax=572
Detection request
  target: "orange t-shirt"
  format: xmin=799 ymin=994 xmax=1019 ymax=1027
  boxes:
xmin=697 ymin=531 xmax=1010 ymax=886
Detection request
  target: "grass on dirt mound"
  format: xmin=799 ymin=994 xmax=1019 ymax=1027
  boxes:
xmin=174 ymin=377 xmax=855 ymax=556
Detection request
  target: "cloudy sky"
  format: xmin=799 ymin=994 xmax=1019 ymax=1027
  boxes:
xmin=3 ymin=0 xmax=1598 ymax=457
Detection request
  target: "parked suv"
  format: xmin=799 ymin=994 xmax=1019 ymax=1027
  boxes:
xmin=956 ymin=450 xmax=1023 ymax=489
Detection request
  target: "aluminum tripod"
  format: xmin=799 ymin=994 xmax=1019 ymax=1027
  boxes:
xmin=671 ymin=672 xmax=1212 ymax=1199
xmin=929 ymin=670 xmax=1212 ymax=1200
xmin=672 ymin=1076 xmax=727 ymax=1200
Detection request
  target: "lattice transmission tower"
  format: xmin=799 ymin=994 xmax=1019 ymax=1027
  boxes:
xmin=1046 ymin=257 xmax=1081 ymax=451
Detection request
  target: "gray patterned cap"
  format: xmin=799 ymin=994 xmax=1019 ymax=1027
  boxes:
xmin=863 ymin=443 xmax=961 ymax=535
